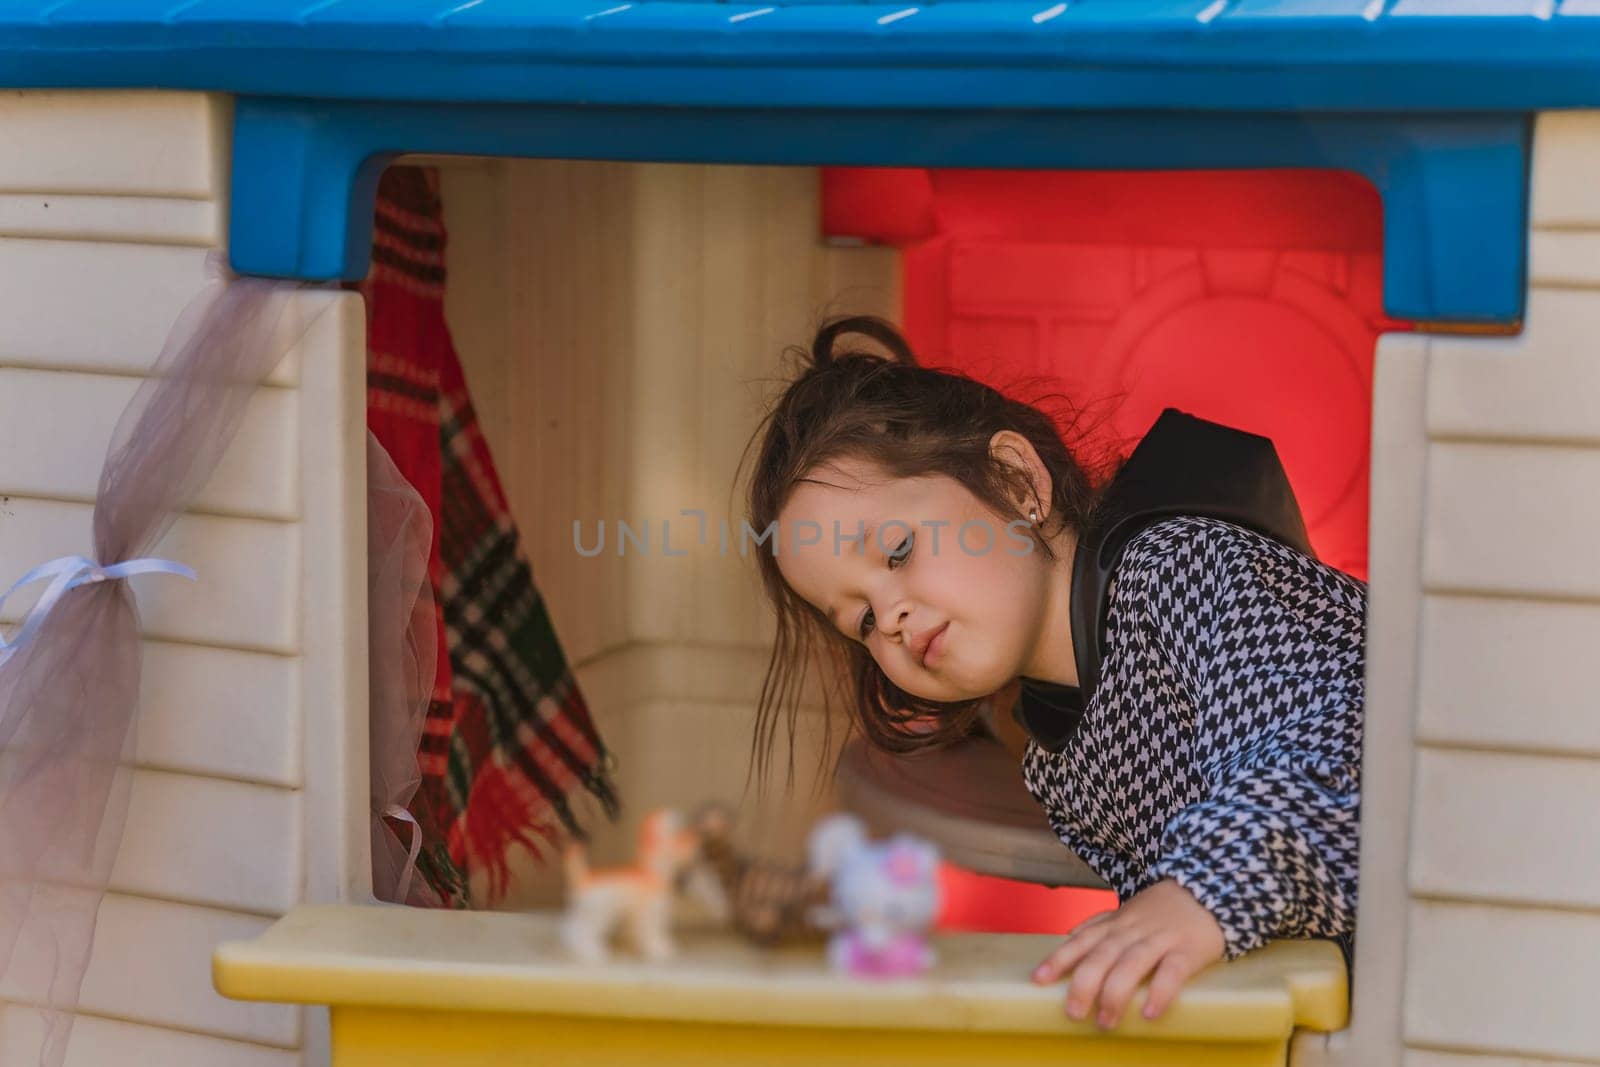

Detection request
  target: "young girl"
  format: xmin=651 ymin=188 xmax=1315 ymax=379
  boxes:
xmin=742 ymin=315 xmax=1365 ymax=1030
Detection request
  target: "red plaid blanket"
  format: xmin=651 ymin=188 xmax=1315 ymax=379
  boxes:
xmin=358 ymin=166 xmax=620 ymax=907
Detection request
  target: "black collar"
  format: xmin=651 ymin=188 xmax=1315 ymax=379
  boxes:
xmin=1014 ymin=675 xmax=1088 ymax=754
xmin=1010 ymin=407 xmax=1314 ymax=754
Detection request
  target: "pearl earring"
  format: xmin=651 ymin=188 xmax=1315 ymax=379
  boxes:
xmin=1029 ymin=510 xmax=1039 ymax=525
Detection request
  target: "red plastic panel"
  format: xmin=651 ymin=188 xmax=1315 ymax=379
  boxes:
xmin=938 ymin=863 xmax=1118 ymax=935
xmin=825 ymin=167 xmax=1413 ymax=581
xmin=825 ymin=167 xmax=1404 ymax=933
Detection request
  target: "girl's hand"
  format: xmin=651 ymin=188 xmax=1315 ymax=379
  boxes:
xmin=1030 ymin=878 xmax=1225 ymax=1029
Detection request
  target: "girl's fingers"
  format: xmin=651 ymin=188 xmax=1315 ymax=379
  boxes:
xmin=1141 ymin=949 xmax=1201 ymax=1021
xmin=1061 ymin=933 xmax=1135 ymax=1021
xmin=1093 ymin=938 xmax=1165 ymax=1029
xmin=1031 ymin=920 xmax=1111 ymax=984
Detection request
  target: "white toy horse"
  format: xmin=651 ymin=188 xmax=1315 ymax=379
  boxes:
xmin=560 ymin=807 xmax=704 ymax=964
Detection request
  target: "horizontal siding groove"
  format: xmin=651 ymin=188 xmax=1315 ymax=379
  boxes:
xmin=0 ymin=740 xmax=303 ymax=791
xmin=1425 ymin=431 xmax=1600 ymax=450
xmin=1526 ymin=279 xmax=1600 ymax=294
xmin=126 ymin=760 xmax=298 ymax=796
xmin=0 ymin=1006 xmax=304 ymax=1067
xmin=0 ymin=362 xmax=299 ymax=391
xmin=139 ymin=636 xmax=299 ymax=662
xmin=0 ymin=882 xmax=285 ymax=924
xmin=142 ymin=633 xmax=299 ymax=657
xmin=0 ymin=489 xmax=302 ymax=525
xmin=124 ymin=759 xmax=304 ymax=791
xmin=1420 ymin=584 xmax=1600 ymax=608
xmin=0 ymin=624 xmax=299 ymax=661
xmin=1407 ymin=1041 xmax=1600 ymax=1066
xmin=0 ymin=194 xmax=219 ymax=246
xmin=570 ymin=636 xmax=798 ymax=665
xmin=0 ymin=354 xmax=302 ymax=390
xmin=1531 ymin=221 xmax=1600 ymax=234
xmin=0 ymin=229 xmax=220 ymax=250
xmin=91 ymin=886 xmax=288 ymax=924
xmin=0 ymin=633 xmax=300 ymax=664
xmin=0 ymin=188 xmax=215 ymax=203
xmin=1415 ymin=736 xmax=1600 ymax=763
xmin=0 ymin=998 xmax=296 ymax=1054
xmin=1409 ymin=892 xmax=1600 ymax=920
xmin=0 ymin=620 xmax=302 ymax=663
xmin=0 ymin=1004 xmax=305 ymax=1058
xmin=123 ymin=632 xmax=300 ymax=660
xmin=1421 ymin=587 xmax=1600 ymax=605
xmin=568 ymin=644 xmax=632 ymax=672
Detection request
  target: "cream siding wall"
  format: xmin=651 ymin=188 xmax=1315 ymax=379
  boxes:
xmin=0 ymin=91 xmax=367 ymax=1066
xmin=1341 ymin=111 xmax=1600 ymax=1066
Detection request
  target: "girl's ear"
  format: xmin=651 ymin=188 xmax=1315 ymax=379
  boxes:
xmin=988 ymin=430 xmax=1053 ymax=523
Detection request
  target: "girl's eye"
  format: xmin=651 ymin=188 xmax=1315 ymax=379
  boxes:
xmin=888 ymin=533 xmax=913 ymax=570
xmin=857 ymin=534 xmax=914 ymax=640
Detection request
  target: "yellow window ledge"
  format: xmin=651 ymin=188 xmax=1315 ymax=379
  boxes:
xmin=214 ymin=905 xmax=1347 ymax=1067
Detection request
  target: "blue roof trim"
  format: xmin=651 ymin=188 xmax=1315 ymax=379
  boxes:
xmin=229 ymin=96 xmax=1528 ymax=323
xmin=1 ymin=1 xmax=1599 ymax=110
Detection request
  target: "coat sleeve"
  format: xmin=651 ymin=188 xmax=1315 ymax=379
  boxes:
xmin=1128 ymin=518 xmax=1367 ymax=960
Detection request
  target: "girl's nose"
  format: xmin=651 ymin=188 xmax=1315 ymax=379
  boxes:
xmin=878 ymin=602 xmax=911 ymax=642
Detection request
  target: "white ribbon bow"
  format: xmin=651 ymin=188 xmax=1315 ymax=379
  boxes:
xmin=0 ymin=555 xmax=198 ymax=668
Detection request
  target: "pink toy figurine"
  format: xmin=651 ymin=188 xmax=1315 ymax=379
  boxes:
xmin=807 ymin=814 xmax=942 ymax=979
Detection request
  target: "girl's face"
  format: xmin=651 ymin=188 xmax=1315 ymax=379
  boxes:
xmin=775 ymin=455 xmax=1052 ymax=703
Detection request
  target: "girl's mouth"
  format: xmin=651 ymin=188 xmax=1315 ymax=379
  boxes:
xmin=921 ymin=622 xmax=949 ymax=667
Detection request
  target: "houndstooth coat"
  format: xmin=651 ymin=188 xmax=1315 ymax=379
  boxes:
xmin=1018 ymin=515 xmax=1367 ymax=964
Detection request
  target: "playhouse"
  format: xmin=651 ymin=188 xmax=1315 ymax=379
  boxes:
xmin=1 ymin=3 xmax=1599 ymax=1066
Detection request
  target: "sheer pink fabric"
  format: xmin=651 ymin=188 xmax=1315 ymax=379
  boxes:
xmin=367 ymin=430 xmax=443 ymax=908
xmin=0 ymin=253 xmax=436 ymax=1063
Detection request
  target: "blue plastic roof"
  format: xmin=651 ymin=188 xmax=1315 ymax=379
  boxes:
xmin=1 ymin=0 xmax=1600 ymax=111
xmin=0 ymin=0 xmax=1553 ymax=318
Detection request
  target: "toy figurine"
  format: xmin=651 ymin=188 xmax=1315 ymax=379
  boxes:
xmin=559 ymin=807 xmax=703 ymax=964
xmin=807 ymin=814 xmax=942 ymax=979
xmin=679 ymin=801 xmax=831 ymax=947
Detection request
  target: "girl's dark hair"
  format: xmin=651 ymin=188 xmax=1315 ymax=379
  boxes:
xmin=736 ymin=314 xmax=1123 ymax=797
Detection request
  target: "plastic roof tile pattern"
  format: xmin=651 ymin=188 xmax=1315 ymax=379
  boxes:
xmin=0 ymin=0 xmax=1598 ymax=109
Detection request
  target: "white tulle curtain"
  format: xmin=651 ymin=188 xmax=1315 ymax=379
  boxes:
xmin=367 ymin=430 xmax=444 ymax=909
xmin=0 ymin=252 xmax=437 ymax=1065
